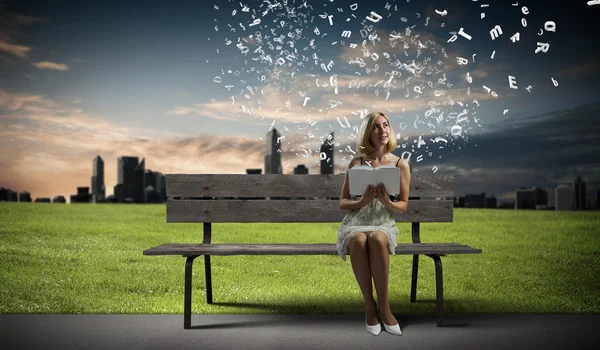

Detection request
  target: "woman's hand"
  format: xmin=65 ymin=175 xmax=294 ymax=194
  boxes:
xmin=359 ymin=184 xmax=378 ymax=206
xmin=376 ymin=183 xmax=393 ymax=206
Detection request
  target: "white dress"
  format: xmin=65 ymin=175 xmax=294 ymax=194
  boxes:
xmin=336 ymin=195 xmax=399 ymax=261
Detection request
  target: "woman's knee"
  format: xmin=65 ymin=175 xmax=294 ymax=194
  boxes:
xmin=367 ymin=231 xmax=389 ymax=248
xmin=348 ymin=232 xmax=368 ymax=251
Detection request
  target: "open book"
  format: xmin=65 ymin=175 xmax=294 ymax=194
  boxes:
xmin=348 ymin=164 xmax=401 ymax=196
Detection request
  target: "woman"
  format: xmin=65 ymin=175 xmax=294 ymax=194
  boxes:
xmin=337 ymin=112 xmax=411 ymax=336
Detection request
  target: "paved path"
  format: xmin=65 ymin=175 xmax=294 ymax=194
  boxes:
xmin=1 ymin=314 xmax=598 ymax=350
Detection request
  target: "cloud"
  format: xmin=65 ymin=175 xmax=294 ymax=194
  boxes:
xmin=0 ymin=5 xmax=46 ymax=42
xmin=188 ymin=21 xmax=503 ymax=135
xmin=554 ymin=53 xmax=600 ymax=79
xmin=166 ymin=103 xmax=265 ymax=124
xmin=0 ymin=90 xmax=339 ymax=200
xmin=175 ymin=44 xmax=497 ymax=129
xmin=32 ymin=61 xmax=70 ymax=71
xmin=404 ymin=102 xmax=600 ymax=200
xmin=0 ymin=5 xmax=45 ymax=63
xmin=0 ymin=90 xmax=60 ymax=110
xmin=0 ymin=39 xmax=31 ymax=58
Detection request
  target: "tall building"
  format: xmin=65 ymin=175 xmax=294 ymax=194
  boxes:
xmin=147 ymin=171 xmax=166 ymax=202
xmin=464 ymin=193 xmax=485 ymax=208
xmin=144 ymin=169 xmax=156 ymax=193
xmin=516 ymin=188 xmax=536 ymax=209
xmin=514 ymin=187 xmax=549 ymax=209
xmin=555 ymin=184 xmax=573 ymax=210
xmin=533 ymin=187 xmax=548 ymax=208
xmin=91 ymin=155 xmax=105 ymax=203
xmin=71 ymin=187 xmax=92 ymax=203
xmin=597 ymin=190 xmax=600 ymax=211
xmin=118 ymin=156 xmax=139 ymax=202
xmin=264 ymin=128 xmax=282 ymax=174
xmin=294 ymin=164 xmax=309 ymax=174
xmin=141 ymin=169 xmax=165 ymax=203
xmin=113 ymin=183 xmax=125 ymax=203
xmin=19 ymin=191 xmax=32 ymax=202
xmin=0 ymin=188 xmax=18 ymax=202
xmin=485 ymin=196 xmax=497 ymax=208
xmin=144 ymin=169 xmax=157 ymax=202
xmin=587 ymin=197 xmax=597 ymax=210
xmin=573 ymin=176 xmax=586 ymax=210
xmin=134 ymin=158 xmax=146 ymax=203
xmin=320 ymin=132 xmax=334 ymax=175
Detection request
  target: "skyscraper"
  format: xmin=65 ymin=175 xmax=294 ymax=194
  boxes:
xmin=144 ymin=169 xmax=156 ymax=201
xmin=91 ymin=155 xmax=105 ymax=202
xmin=320 ymin=132 xmax=334 ymax=175
xmin=134 ymin=158 xmax=146 ymax=203
xmin=118 ymin=156 xmax=139 ymax=202
xmin=19 ymin=191 xmax=32 ymax=202
xmin=516 ymin=188 xmax=536 ymax=209
xmin=555 ymin=184 xmax=573 ymax=210
xmin=574 ymin=176 xmax=586 ymax=210
xmin=533 ymin=187 xmax=548 ymax=207
xmin=464 ymin=193 xmax=486 ymax=208
xmin=154 ymin=171 xmax=166 ymax=201
xmin=264 ymin=128 xmax=282 ymax=174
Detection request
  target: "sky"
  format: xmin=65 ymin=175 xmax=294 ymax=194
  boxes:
xmin=1 ymin=0 xmax=599 ymax=204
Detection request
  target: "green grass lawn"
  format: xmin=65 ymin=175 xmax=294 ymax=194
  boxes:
xmin=1 ymin=202 xmax=599 ymax=315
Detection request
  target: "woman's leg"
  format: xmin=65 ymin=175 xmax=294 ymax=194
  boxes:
xmin=348 ymin=232 xmax=378 ymax=325
xmin=368 ymin=231 xmax=398 ymax=326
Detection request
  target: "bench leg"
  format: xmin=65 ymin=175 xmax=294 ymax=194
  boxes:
xmin=428 ymin=255 xmax=445 ymax=327
xmin=410 ymin=254 xmax=419 ymax=302
xmin=184 ymin=256 xmax=198 ymax=329
xmin=205 ymin=255 xmax=213 ymax=304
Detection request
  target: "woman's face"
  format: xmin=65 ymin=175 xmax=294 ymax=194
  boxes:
xmin=369 ymin=115 xmax=390 ymax=149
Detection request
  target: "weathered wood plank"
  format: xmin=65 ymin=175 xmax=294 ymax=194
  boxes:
xmin=143 ymin=243 xmax=482 ymax=256
xmin=166 ymin=174 xmax=454 ymax=198
xmin=166 ymin=199 xmax=453 ymax=223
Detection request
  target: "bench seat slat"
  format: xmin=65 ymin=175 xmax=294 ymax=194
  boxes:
xmin=143 ymin=243 xmax=482 ymax=256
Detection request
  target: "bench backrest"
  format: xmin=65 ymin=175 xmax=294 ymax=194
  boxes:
xmin=166 ymin=174 xmax=454 ymax=224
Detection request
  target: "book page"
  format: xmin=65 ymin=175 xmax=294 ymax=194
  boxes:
xmin=375 ymin=167 xmax=401 ymax=196
xmin=348 ymin=166 xmax=400 ymax=196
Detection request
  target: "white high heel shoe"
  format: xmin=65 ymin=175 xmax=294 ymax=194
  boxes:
xmin=380 ymin=314 xmax=402 ymax=336
xmin=365 ymin=316 xmax=381 ymax=336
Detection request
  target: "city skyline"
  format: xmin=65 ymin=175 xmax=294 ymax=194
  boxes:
xmin=1 ymin=127 xmax=597 ymax=209
xmin=1 ymin=0 xmax=599 ymax=204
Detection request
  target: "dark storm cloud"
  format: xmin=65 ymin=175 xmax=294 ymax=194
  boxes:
xmin=408 ymin=102 xmax=600 ymax=200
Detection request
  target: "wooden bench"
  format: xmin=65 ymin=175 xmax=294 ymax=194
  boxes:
xmin=143 ymin=173 xmax=482 ymax=329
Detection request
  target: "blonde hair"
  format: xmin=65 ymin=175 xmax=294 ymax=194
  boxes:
xmin=356 ymin=112 xmax=397 ymax=154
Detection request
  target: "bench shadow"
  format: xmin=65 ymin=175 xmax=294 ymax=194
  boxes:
xmin=187 ymin=299 xmax=492 ymax=330
xmin=209 ymin=301 xmax=360 ymax=313
xmin=189 ymin=320 xmax=285 ymax=330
